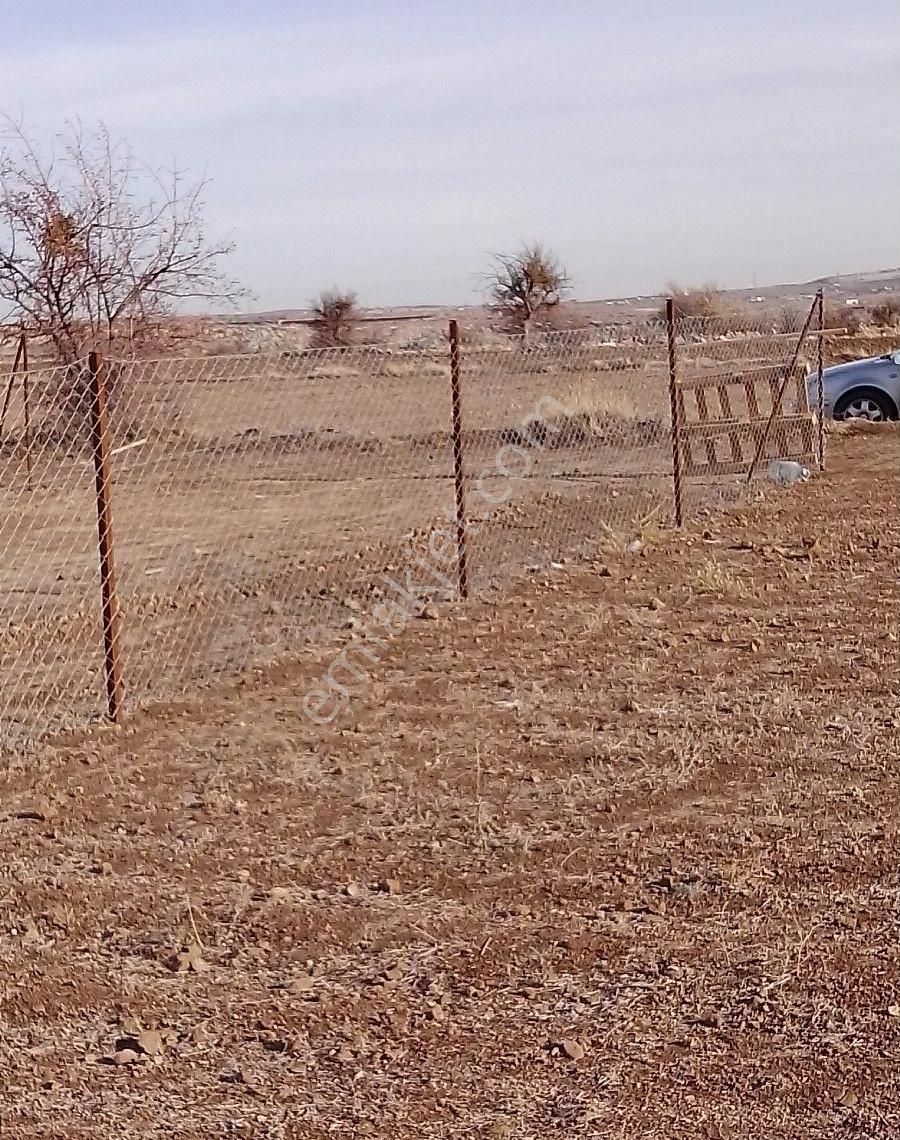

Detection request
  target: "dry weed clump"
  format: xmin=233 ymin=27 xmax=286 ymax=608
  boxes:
xmin=309 ymin=288 xmax=360 ymax=348
xmin=867 ymin=296 xmax=900 ymax=328
xmin=563 ymin=377 xmax=638 ymax=422
xmin=693 ymin=555 xmax=750 ymax=599
xmin=664 ymin=282 xmax=731 ymax=320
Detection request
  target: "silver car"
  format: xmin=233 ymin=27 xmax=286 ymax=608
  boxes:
xmin=808 ymin=349 xmax=900 ymax=421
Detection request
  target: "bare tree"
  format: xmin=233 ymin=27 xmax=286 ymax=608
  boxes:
xmin=0 ymin=119 xmax=245 ymax=364
xmin=309 ymin=288 xmax=359 ymax=348
xmin=484 ymin=242 xmax=571 ymax=337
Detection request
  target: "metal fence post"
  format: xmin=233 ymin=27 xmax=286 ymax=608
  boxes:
xmin=816 ymin=288 xmax=826 ymax=470
xmin=448 ymin=320 xmax=470 ymax=598
xmin=665 ymin=299 xmax=686 ymax=527
xmin=22 ymin=336 xmax=32 ymax=489
xmin=0 ymin=334 xmax=24 ymax=444
xmin=87 ymin=351 xmax=124 ymax=722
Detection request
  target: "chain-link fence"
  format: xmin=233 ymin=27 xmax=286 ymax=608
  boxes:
xmin=0 ymin=297 xmax=823 ymax=748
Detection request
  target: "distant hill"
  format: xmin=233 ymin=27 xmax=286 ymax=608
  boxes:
xmin=219 ymin=268 xmax=900 ymax=326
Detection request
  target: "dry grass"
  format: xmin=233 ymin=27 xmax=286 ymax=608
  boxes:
xmin=693 ymin=555 xmax=750 ymax=599
xmin=562 ymin=376 xmax=640 ymax=422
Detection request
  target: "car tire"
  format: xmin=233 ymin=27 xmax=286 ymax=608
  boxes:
xmin=832 ymin=387 xmax=897 ymax=422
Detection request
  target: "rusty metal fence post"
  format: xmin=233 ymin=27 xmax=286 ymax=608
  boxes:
xmin=87 ymin=351 xmax=124 ymax=722
xmin=22 ymin=336 xmax=32 ymax=489
xmin=665 ymin=299 xmax=686 ymax=527
xmin=0 ymin=334 xmax=24 ymax=443
xmin=816 ymin=288 xmax=826 ymax=470
xmin=448 ymin=320 xmax=470 ymax=598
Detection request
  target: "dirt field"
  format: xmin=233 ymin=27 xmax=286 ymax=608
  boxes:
xmin=0 ymin=425 xmax=896 ymax=1137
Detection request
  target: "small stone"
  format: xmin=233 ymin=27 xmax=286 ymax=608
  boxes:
xmin=138 ymin=1030 xmax=163 ymax=1056
xmin=171 ymin=943 xmax=207 ymax=973
xmin=17 ymin=798 xmax=58 ymax=823
xmin=558 ymin=1038 xmax=585 ymax=1061
xmin=113 ymin=1048 xmax=140 ymax=1066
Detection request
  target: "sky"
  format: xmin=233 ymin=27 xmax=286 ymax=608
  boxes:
xmin=1 ymin=0 xmax=898 ymax=310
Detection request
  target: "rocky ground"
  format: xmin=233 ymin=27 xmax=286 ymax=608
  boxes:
xmin=0 ymin=425 xmax=898 ymax=1138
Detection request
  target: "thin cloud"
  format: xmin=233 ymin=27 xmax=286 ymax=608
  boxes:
xmin=0 ymin=2 xmax=897 ymax=308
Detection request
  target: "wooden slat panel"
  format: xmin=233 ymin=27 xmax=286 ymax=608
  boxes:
xmin=744 ymin=379 xmax=761 ymax=418
xmin=693 ymin=387 xmax=719 ymax=466
xmin=686 ymin=414 xmax=812 ymax=442
xmin=684 ymin=413 xmax=816 ymax=478
xmin=715 ymin=383 xmax=744 ymax=464
xmin=795 ymin=371 xmax=810 ymax=413
xmin=679 ymin=365 xmax=781 ymax=392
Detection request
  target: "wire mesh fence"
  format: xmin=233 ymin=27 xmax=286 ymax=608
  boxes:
xmin=0 ymin=359 xmax=110 ymax=746
xmin=0 ymin=296 xmax=824 ymax=748
xmin=440 ymin=322 xmax=675 ymax=595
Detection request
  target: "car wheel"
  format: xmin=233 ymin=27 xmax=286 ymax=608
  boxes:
xmin=832 ymin=388 xmax=896 ymax=422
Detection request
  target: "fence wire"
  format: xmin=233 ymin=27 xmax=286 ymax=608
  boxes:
xmin=455 ymin=326 xmax=674 ymax=592
xmin=0 ymin=310 xmax=822 ymax=748
xmin=0 ymin=360 xmax=108 ymax=746
xmin=107 ymin=347 xmax=458 ymax=717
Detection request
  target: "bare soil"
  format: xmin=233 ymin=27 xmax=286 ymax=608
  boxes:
xmin=0 ymin=426 xmax=897 ymax=1137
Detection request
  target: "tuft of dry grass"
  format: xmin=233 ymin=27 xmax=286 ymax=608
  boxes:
xmin=693 ymin=555 xmax=750 ymax=598
xmin=562 ymin=376 xmax=639 ymax=423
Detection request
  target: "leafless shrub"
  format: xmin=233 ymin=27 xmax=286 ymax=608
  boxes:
xmin=868 ymin=296 xmax=900 ymax=328
xmin=822 ymin=300 xmax=862 ymax=334
xmin=0 ymin=118 xmax=246 ymax=367
xmin=664 ymin=282 xmax=730 ymax=320
xmin=309 ymin=288 xmax=360 ymax=348
xmin=775 ymin=303 xmax=805 ymax=335
xmin=484 ymin=242 xmax=571 ymax=338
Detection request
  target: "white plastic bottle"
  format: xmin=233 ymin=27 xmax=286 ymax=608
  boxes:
xmin=767 ymin=459 xmax=811 ymax=487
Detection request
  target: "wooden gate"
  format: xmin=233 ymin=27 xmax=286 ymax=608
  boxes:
xmin=676 ymin=361 xmax=816 ymax=478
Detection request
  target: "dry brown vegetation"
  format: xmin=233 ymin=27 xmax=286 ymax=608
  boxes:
xmin=663 ymin=282 xmax=730 ymax=320
xmin=0 ymin=427 xmax=898 ymax=1138
xmin=309 ymin=288 xmax=360 ymax=348
xmin=484 ymin=242 xmax=571 ymax=335
xmin=868 ymin=296 xmax=900 ymax=327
